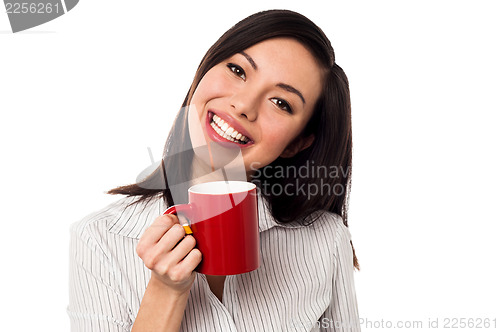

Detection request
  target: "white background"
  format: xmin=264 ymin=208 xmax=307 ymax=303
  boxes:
xmin=1 ymin=1 xmax=499 ymax=331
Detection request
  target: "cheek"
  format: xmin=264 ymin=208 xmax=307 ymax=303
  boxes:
xmin=191 ymin=69 xmax=232 ymax=106
xmin=261 ymin=121 xmax=296 ymax=151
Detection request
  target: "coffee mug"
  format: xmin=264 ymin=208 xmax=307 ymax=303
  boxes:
xmin=163 ymin=181 xmax=260 ymax=275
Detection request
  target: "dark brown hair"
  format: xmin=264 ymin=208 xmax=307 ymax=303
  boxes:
xmin=109 ymin=9 xmax=358 ymax=269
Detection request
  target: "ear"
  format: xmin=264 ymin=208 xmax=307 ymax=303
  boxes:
xmin=280 ymin=134 xmax=315 ymax=158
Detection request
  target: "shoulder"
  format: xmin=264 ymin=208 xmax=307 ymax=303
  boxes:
xmin=70 ymin=195 xmax=163 ymax=246
xmin=309 ymin=210 xmax=351 ymax=237
xmin=70 ymin=196 xmax=133 ymax=239
xmin=306 ymin=210 xmax=353 ymax=252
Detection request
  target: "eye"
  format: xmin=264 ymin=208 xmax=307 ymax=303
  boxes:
xmin=270 ymin=98 xmax=293 ymax=113
xmin=227 ymin=63 xmax=246 ymax=80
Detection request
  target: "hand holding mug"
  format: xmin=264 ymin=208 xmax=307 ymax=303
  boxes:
xmin=136 ymin=214 xmax=202 ymax=294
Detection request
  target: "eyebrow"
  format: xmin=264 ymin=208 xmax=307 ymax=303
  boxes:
xmin=277 ymin=83 xmax=306 ymax=104
xmin=239 ymin=51 xmax=258 ymax=70
xmin=239 ymin=51 xmax=306 ymax=105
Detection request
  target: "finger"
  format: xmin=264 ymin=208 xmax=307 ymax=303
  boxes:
xmin=178 ymin=248 xmax=203 ymax=272
xmin=140 ymin=214 xmax=179 ymax=244
xmin=155 ymin=223 xmax=187 ymax=253
xmin=151 ymin=236 xmax=196 ymax=276
xmin=141 ymin=224 xmax=186 ymax=270
xmin=169 ymin=235 xmax=197 ymax=263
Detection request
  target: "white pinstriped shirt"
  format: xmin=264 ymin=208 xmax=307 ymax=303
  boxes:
xmin=68 ymin=194 xmax=361 ymax=331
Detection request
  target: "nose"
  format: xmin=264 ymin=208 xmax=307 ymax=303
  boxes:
xmin=229 ymin=88 xmax=259 ymax=122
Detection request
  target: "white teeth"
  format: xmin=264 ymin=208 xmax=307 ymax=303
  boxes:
xmin=210 ymin=113 xmax=249 ymax=144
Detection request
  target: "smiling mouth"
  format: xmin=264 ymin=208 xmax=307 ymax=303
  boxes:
xmin=209 ymin=112 xmax=252 ymax=145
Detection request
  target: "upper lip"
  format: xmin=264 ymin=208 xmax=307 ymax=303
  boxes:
xmin=208 ymin=110 xmax=254 ymax=142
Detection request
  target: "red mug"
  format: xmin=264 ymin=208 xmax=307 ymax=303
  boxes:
xmin=164 ymin=181 xmax=259 ymax=275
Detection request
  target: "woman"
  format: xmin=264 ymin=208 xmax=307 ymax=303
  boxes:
xmin=68 ymin=9 xmax=360 ymax=331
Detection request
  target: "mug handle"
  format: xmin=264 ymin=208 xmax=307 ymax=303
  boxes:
xmin=163 ymin=204 xmax=194 ymax=235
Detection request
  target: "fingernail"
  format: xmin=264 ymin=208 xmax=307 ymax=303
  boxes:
xmin=182 ymin=225 xmax=193 ymax=235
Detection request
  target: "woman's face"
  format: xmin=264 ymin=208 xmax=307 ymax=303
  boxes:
xmin=189 ymin=37 xmax=324 ymax=175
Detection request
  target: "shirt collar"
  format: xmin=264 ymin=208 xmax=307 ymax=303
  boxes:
xmin=106 ymin=196 xmax=165 ymax=239
xmin=107 ymin=192 xmax=305 ymax=239
xmin=256 ymin=193 xmax=305 ymax=232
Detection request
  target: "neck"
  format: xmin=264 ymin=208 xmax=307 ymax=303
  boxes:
xmin=189 ymin=154 xmax=249 ymax=187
